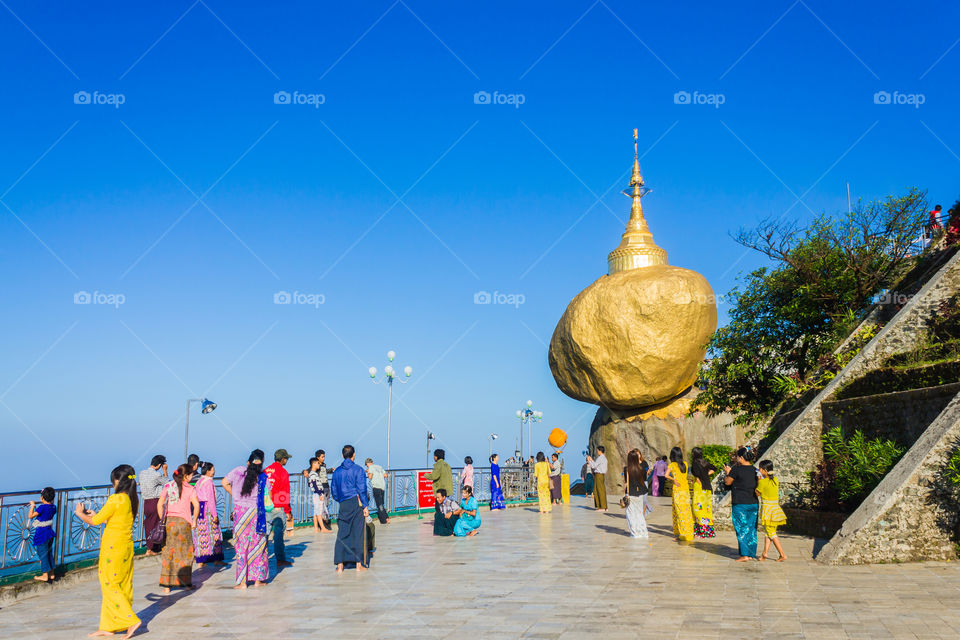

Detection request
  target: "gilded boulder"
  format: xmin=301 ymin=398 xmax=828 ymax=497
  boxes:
xmin=548 ymin=265 xmax=717 ymax=409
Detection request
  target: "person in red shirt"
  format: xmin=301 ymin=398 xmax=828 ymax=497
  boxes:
xmin=263 ymin=449 xmax=293 ymax=567
xmin=264 ymin=448 xmax=293 ymax=529
xmin=927 ymin=204 xmax=943 ymax=244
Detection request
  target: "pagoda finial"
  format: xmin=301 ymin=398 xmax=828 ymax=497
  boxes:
xmin=631 ymin=128 xmax=642 ymax=187
xmin=607 ymin=129 xmax=667 ymax=274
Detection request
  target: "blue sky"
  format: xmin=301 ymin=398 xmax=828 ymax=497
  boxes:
xmin=1 ymin=1 xmax=957 ymax=490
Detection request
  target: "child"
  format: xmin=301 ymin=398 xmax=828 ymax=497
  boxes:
xmin=462 ymin=456 xmax=474 ymax=493
xmin=28 ymin=487 xmax=57 ymax=582
xmin=756 ymin=460 xmax=788 ymax=562
xmin=364 ymin=514 xmax=376 ymax=567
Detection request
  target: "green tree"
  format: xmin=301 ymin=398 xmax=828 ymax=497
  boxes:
xmin=734 ymin=188 xmax=928 ymax=315
xmin=693 ymin=189 xmax=928 ymax=421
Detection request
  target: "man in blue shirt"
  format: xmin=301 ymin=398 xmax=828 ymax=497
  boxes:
xmin=331 ymin=444 xmax=370 ymax=573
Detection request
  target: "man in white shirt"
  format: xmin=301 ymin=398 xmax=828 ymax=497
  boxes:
xmin=586 ymin=446 xmax=608 ymax=511
xmin=366 ymin=458 xmax=389 ymax=524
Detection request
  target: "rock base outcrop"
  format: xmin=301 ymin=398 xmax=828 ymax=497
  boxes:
xmin=585 ymin=389 xmax=742 ymax=495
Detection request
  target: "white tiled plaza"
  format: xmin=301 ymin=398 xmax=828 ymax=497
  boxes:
xmin=4 ymin=497 xmax=960 ymax=639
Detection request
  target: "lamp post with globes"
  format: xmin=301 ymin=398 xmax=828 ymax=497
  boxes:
xmin=515 ymin=400 xmax=542 ymax=460
xmin=368 ymin=350 xmax=412 ymax=471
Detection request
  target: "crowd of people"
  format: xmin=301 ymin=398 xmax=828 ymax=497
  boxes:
xmin=25 ymin=440 xmax=789 ymax=638
xmin=56 ymin=444 xmax=390 ymax=636
xmin=576 ymin=444 xmax=787 ymax=561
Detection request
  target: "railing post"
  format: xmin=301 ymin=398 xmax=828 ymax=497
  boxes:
xmin=56 ymin=489 xmax=66 ymax=570
xmin=0 ymin=493 xmax=5 ymax=569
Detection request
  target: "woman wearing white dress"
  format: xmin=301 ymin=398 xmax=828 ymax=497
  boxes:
xmin=622 ymin=449 xmax=649 ymax=538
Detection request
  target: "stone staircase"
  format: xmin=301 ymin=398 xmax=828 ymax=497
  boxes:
xmin=714 ymin=247 xmax=960 ymax=531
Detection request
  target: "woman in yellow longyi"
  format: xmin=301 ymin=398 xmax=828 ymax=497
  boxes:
xmin=75 ymin=464 xmax=142 ymax=639
xmin=534 ymin=452 xmax=552 ymax=514
xmin=664 ymin=447 xmax=695 ymax=542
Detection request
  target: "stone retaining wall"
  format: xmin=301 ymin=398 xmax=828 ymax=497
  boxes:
xmin=782 ymin=508 xmax=847 ymax=540
xmin=822 ymin=383 xmax=960 ymax=448
xmin=817 ymin=391 xmax=960 ymax=564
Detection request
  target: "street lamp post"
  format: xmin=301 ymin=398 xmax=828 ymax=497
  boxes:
xmin=369 ymin=350 xmax=413 ymax=471
xmin=184 ymin=398 xmax=217 ymax=463
xmin=515 ymin=400 xmax=542 ymax=460
xmin=488 ymin=433 xmax=499 ymax=457
xmin=426 ymin=431 xmax=436 ymax=468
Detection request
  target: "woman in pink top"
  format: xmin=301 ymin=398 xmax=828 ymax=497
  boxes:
xmin=158 ymin=463 xmax=199 ymax=592
xmin=461 ymin=456 xmax=474 ymax=493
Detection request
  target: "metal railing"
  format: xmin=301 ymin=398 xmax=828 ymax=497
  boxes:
xmin=0 ymin=465 xmax=536 ymax=580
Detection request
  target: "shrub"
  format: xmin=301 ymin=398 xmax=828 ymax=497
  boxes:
xmin=946 ymin=447 xmax=960 ymax=486
xmin=808 ymin=458 xmax=843 ymax=511
xmin=928 ymin=295 xmax=960 ymax=342
xmin=699 ymin=445 xmax=733 ymax=471
xmin=818 ymin=427 xmax=905 ymax=508
xmin=884 ymin=339 xmax=960 ymax=367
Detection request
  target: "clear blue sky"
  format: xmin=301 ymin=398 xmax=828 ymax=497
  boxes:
xmin=1 ymin=1 xmax=957 ymax=490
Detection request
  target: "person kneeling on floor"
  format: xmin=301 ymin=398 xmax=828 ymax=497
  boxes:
xmin=433 ymin=489 xmax=459 ymax=536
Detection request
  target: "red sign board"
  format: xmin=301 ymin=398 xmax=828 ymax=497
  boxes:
xmin=417 ymin=470 xmax=436 ymax=509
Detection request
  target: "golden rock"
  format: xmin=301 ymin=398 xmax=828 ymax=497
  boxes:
xmin=548 ymin=129 xmax=717 ymax=410
xmin=548 ymin=265 xmax=717 ymax=409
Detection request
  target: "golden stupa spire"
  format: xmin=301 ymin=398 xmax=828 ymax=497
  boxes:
xmin=607 ymin=128 xmax=668 ymax=274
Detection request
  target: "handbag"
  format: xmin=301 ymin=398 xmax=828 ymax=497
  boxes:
xmin=146 ymin=515 xmax=166 ymax=546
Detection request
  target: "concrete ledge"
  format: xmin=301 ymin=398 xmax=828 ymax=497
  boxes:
xmin=0 ymin=552 xmax=161 ymax=606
